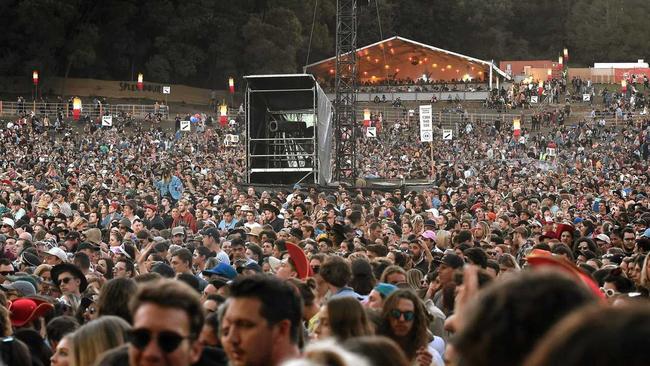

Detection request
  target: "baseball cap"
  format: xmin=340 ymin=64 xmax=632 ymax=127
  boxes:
xmin=643 ymin=228 xmax=650 ymax=238
xmin=421 ymin=230 xmax=437 ymax=241
xmin=2 ymin=218 xmax=15 ymax=228
xmin=171 ymin=227 xmax=185 ymax=236
xmin=374 ymin=283 xmax=398 ymax=298
xmin=45 ymin=247 xmax=68 ymax=263
xmin=595 ymin=234 xmax=610 ymax=244
xmin=434 ymin=254 xmax=464 ymax=269
xmin=1 ymin=280 xmax=36 ymax=297
xmin=202 ymin=263 xmax=237 ymax=280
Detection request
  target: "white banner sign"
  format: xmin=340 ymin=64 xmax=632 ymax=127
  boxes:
xmin=419 ymin=105 xmax=433 ymax=132
xmin=442 ymin=129 xmax=453 ymax=140
xmin=163 ymin=86 xmax=171 ymax=94
xmin=366 ymin=127 xmax=377 ymax=138
xmin=180 ymin=120 xmax=191 ymax=131
xmin=101 ymin=115 xmax=113 ymax=126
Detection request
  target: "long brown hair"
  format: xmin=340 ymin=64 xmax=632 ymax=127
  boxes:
xmin=377 ymin=289 xmax=430 ymax=360
xmin=326 ymin=296 xmax=372 ymax=341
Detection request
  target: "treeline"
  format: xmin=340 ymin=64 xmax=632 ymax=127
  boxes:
xmin=1 ymin=0 xmax=648 ymax=89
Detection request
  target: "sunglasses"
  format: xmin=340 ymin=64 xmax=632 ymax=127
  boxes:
xmin=389 ymin=309 xmax=415 ymax=321
xmin=128 ymin=329 xmax=192 ymax=353
xmin=59 ymin=277 xmax=74 ymax=284
xmin=311 ymin=265 xmax=320 ymax=274
xmin=0 ymin=271 xmax=14 ymax=276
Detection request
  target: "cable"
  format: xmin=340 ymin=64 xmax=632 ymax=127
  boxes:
xmin=305 ymin=0 xmax=319 ymax=67
xmin=375 ymin=0 xmax=390 ymax=85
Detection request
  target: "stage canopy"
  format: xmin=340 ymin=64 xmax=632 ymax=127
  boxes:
xmin=305 ymin=36 xmax=509 ymax=85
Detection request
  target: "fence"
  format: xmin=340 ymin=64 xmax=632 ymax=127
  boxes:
xmin=0 ymin=101 xmax=169 ymax=119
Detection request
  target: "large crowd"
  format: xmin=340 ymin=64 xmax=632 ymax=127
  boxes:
xmin=0 ymin=81 xmax=650 ymax=366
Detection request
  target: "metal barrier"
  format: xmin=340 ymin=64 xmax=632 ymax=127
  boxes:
xmin=0 ymin=101 xmax=169 ymax=119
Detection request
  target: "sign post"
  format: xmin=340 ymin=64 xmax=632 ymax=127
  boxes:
xmin=180 ymin=120 xmax=191 ymax=132
xmin=162 ymin=86 xmax=170 ymax=106
xmin=419 ymin=105 xmax=434 ymax=180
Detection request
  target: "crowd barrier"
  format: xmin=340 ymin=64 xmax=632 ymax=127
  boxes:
xmin=0 ymin=101 xmax=169 ymax=119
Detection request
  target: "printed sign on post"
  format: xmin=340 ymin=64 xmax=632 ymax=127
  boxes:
xmin=442 ymin=129 xmax=453 ymax=140
xmin=420 ymin=130 xmax=433 ymax=142
xmin=163 ymin=86 xmax=171 ymax=94
xmin=180 ymin=120 xmax=191 ymax=131
xmin=366 ymin=127 xmax=377 ymax=138
xmin=419 ymin=105 xmax=433 ymax=131
xmin=101 ymin=115 xmax=113 ymax=127
xmin=583 ymin=94 xmax=591 ymax=101
xmin=530 ymin=96 xmax=538 ymax=104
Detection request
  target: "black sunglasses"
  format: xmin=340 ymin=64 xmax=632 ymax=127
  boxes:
xmin=0 ymin=271 xmax=14 ymax=276
xmin=59 ymin=277 xmax=76 ymax=284
xmin=128 ymin=329 xmax=192 ymax=353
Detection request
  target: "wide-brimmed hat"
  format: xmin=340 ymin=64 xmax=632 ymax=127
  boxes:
xmin=240 ymin=205 xmax=256 ymax=213
xmin=261 ymin=204 xmax=280 ymax=216
xmin=51 ymin=263 xmax=88 ymax=292
xmin=285 ymin=242 xmax=312 ymax=279
xmin=9 ymin=297 xmax=54 ymax=327
xmin=526 ymin=249 xmax=604 ymax=299
xmin=83 ymin=228 xmax=102 ymax=245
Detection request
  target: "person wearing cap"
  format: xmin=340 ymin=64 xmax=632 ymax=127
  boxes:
xmin=171 ymin=226 xmax=186 ymax=246
xmin=364 ymin=282 xmax=398 ymax=309
xmin=202 ymin=228 xmax=230 ymax=265
xmin=44 ymin=247 xmax=68 ymax=265
xmin=594 ymin=234 xmax=611 ymax=252
xmin=412 ymin=237 xmax=433 ymax=274
xmin=143 ymin=204 xmax=165 ymax=231
xmin=202 ymin=262 xmax=238 ymax=281
xmin=262 ymin=204 xmax=284 ymax=233
xmin=1 ymin=217 xmax=16 ymax=237
xmin=1 ymin=280 xmax=37 ymax=300
xmin=428 ymin=253 xmax=464 ymax=311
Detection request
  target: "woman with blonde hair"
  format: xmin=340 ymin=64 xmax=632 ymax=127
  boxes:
xmin=68 ymin=316 xmax=131 ymax=366
xmin=435 ymin=230 xmax=451 ymax=251
xmin=411 ymin=215 xmax=424 ymax=236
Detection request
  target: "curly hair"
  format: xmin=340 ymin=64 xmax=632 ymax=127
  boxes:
xmin=377 ymin=289 xmax=430 ymax=360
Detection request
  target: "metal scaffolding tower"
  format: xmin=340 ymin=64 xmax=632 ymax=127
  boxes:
xmin=333 ymin=0 xmax=358 ymax=184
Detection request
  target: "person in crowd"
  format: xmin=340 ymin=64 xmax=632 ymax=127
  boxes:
xmin=451 ymin=271 xmax=598 ymax=366
xmin=128 ymin=279 xmax=204 ymax=366
xmin=68 ymin=316 xmax=131 ymax=366
xmin=377 ymin=289 xmax=444 ymax=366
xmin=221 ymin=275 xmax=301 ymax=366
xmin=313 ymin=296 xmax=372 ymax=341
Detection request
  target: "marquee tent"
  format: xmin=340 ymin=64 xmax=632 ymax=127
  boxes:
xmin=305 ymin=36 xmax=509 ymax=87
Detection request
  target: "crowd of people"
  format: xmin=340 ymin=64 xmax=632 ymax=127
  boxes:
xmin=0 ymin=82 xmax=650 ymax=366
